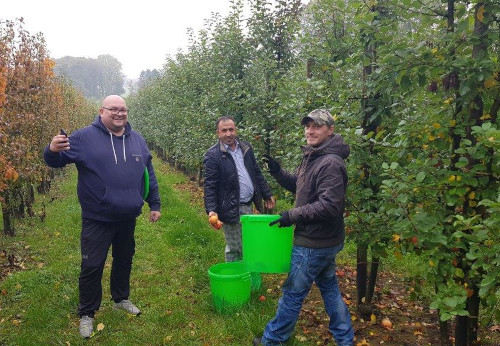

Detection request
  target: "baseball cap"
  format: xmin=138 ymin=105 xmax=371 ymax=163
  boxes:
xmin=301 ymin=109 xmax=334 ymax=126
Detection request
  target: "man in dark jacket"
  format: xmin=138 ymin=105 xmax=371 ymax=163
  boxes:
xmin=204 ymin=116 xmax=275 ymax=262
xmin=255 ymin=109 xmax=354 ymax=346
xmin=44 ymin=95 xmax=161 ymax=338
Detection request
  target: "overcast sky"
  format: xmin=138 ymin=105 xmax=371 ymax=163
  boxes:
xmin=2 ymin=0 xmax=247 ymax=80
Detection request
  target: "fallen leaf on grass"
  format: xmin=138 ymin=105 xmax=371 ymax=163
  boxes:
xmin=295 ymin=335 xmax=307 ymax=342
xmin=97 ymin=323 xmax=105 ymax=331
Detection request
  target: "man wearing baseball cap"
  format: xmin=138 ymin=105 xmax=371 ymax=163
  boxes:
xmin=256 ymin=109 xmax=354 ymax=345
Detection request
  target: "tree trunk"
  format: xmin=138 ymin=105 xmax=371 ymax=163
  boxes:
xmin=2 ymin=192 xmax=15 ymax=236
xmin=455 ymin=315 xmax=468 ymax=346
xmin=356 ymin=244 xmax=368 ymax=305
xmin=439 ymin=320 xmax=451 ymax=346
xmin=365 ymin=257 xmax=379 ymax=303
xmin=467 ymin=287 xmax=480 ymax=345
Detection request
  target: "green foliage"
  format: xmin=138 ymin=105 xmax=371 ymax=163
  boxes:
xmin=126 ymin=0 xmax=500 ymax=334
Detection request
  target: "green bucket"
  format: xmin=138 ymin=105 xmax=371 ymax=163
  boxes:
xmin=241 ymin=214 xmax=294 ymax=274
xmin=208 ymin=262 xmax=251 ymax=312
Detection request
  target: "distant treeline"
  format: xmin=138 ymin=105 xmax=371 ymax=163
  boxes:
xmin=53 ymin=55 xmax=125 ymax=99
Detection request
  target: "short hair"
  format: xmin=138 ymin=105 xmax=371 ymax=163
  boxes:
xmin=215 ymin=116 xmax=235 ymax=130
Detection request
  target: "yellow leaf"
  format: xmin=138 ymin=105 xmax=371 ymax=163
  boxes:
xmin=450 ymin=119 xmax=457 ymax=127
xmin=295 ymin=335 xmax=307 ymax=342
xmin=480 ymin=114 xmax=491 ymax=120
xmin=97 ymin=323 xmax=105 ymax=332
xmin=432 ymin=48 xmax=438 ymax=54
xmin=477 ymin=5 xmax=485 ymax=22
xmin=484 ymin=78 xmax=497 ymax=89
xmin=429 ymin=259 xmax=436 ymax=267
xmin=444 ymin=97 xmax=453 ymax=104
xmin=433 ymin=123 xmax=441 ymax=129
xmin=448 ymin=175 xmax=456 ymax=182
xmin=469 ymin=191 xmax=475 ymax=200
xmin=456 ymin=175 xmax=462 ymax=181
xmin=370 ymin=314 xmax=377 ymax=324
xmin=37 ymin=262 xmax=44 ymax=268
xmin=392 ymin=234 xmax=400 ymax=242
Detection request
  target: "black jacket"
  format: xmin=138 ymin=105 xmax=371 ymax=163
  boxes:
xmin=271 ymin=134 xmax=349 ymax=248
xmin=203 ymin=139 xmax=272 ymax=223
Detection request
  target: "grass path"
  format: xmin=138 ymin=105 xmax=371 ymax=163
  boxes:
xmin=0 ymin=158 xmax=279 ymax=345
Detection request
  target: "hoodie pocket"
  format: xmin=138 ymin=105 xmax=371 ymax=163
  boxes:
xmin=101 ymin=187 xmax=144 ymax=215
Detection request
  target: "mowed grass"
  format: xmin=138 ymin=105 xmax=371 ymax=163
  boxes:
xmin=0 ymin=158 xmax=281 ymax=345
xmin=0 ymin=155 xmax=433 ymax=345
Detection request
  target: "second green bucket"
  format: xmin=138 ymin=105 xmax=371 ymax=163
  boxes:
xmin=241 ymin=214 xmax=293 ymax=273
xmin=208 ymin=262 xmax=251 ymax=312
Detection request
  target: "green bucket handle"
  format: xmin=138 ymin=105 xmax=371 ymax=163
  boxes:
xmin=143 ymin=167 xmax=150 ymax=200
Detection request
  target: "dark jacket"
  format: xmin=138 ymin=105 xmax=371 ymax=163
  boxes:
xmin=271 ymin=134 xmax=349 ymax=248
xmin=203 ymin=139 xmax=272 ymax=223
xmin=44 ymin=116 xmax=161 ymax=222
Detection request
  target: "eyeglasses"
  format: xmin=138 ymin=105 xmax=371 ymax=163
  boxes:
xmin=102 ymin=107 xmax=128 ymax=115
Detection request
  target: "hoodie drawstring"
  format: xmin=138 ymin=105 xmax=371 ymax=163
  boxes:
xmin=122 ymin=134 xmax=126 ymax=162
xmin=110 ymin=132 xmax=117 ymax=164
xmin=109 ymin=132 xmax=127 ymax=164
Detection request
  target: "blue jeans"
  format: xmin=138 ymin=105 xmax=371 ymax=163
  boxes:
xmin=262 ymin=244 xmax=354 ymax=346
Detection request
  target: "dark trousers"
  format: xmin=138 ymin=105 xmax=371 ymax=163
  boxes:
xmin=78 ymin=218 xmax=136 ymax=317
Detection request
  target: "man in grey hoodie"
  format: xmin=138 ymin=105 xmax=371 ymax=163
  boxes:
xmin=255 ymin=109 xmax=354 ymax=346
xmin=44 ymin=95 xmax=161 ymax=338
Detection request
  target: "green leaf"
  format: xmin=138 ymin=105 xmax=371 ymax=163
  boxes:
xmin=454 ymin=268 xmax=464 ymax=278
xmin=443 ymin=297 xmax=459 ymax=308
xmin=416 ymin=172 xmax=426 ymax=182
